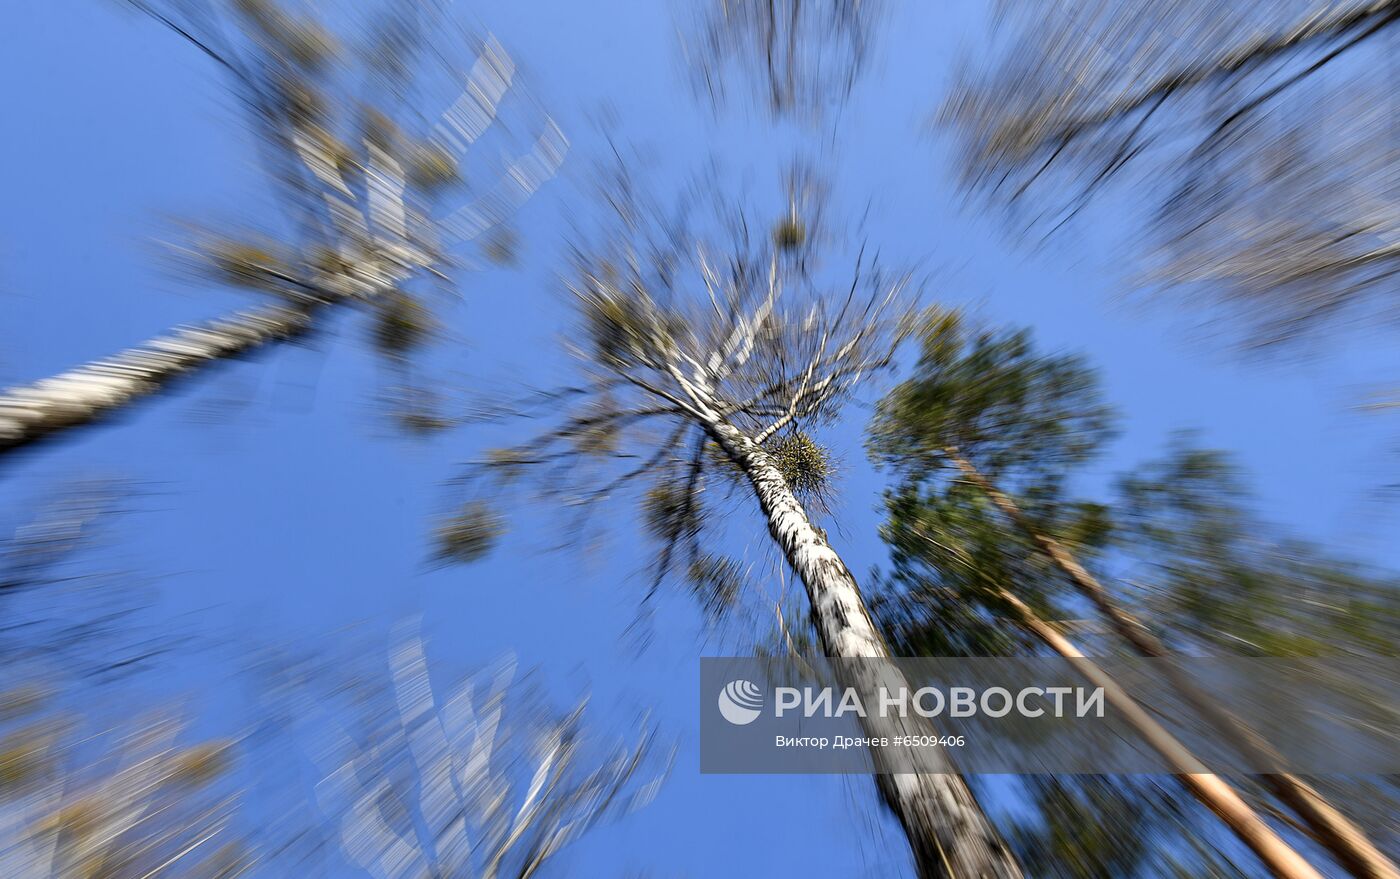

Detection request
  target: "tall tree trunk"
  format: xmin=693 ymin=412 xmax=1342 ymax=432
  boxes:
xmin=948 ymin=448 xmax=1400 ymax=879
xmin=709 ymin=420 xmax=1023 ymax=879
xmin=0 ymin=301 xmax=319 ymax=455
xmin=994 ymin=589 xmax=1325 ymax=879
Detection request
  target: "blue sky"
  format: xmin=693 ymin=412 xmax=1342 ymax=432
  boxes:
xmin=3 ymin=1 xmax=1398 ymax=876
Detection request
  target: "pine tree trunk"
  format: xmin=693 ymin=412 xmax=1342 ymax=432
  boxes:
xmin=989 ymin=588 xmax=1324 ymax=879
xmin=709 ymin=420 xmax=1023 ymax=879
xmin=949 ymin=449 xmax=1398 ymax=879
xmin=0 ymin=301 xmax=319 ymax=455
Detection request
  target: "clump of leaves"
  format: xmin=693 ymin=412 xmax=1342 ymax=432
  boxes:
xmin=315 ymin=130 xmax=357 ymax=175
xmin=361 ymin=107 xmax=399 ymax=152
xmin=435 ymin=502 xmax=504 ymax=564
xmin=701 ymin=433 xmax=836 ymax=513
xmin=281 ymin=20 xmax=337 ymax=71
xmin=372 ymin=291 xmax=436 ymax=357
xmin=703 ymin=440 xmax=740 ymax=476
xmin=0 ymin=684 xmax=48 ymax=722
xmin=396 ymin=408 xmax=454 ymax=436
xmin=687 ymin=554 xmax=745 ymax=618
xmin=233 ymin=0 xmax=337 ymax=71
xmin=643 ymin=482 xmax=700 ymax=542
xmin=571 ymin=398 xmax=622 ymax=457
xmin=310 ymin=245 xmax=353 ymax=279
xmin=769 ymin=432 xmax=834 ymax=504
xmin=773 ymin=217 xmax=806 ymax=250
xmin=386 ymin=387 xmax=455 ymax=436
xmin=12 ymin=712 xmax=249 ymax=877
xmin=484 ymin=447 xmax=533 ymax=484
xmin=208 ymin=238 xmax=291 ymax=293
xmin=483 ymin=227 xmax=519 ymax=266
xmin=582 ymin=286 xmax=652 ymax=365
xmin=577 ymin=273 xmax=688 ymax=368
xmin=41 ymin=797 xmax=103 ymax=841
xmin=0 ymin=726 xmax=53 ymax=790
xmin=169 ymin=741 xmax=232 ymax=787
xmin=277 ymin=77 xmax=327 ymax=125
xmin=406 ymin=142 xmax=459 ymax=191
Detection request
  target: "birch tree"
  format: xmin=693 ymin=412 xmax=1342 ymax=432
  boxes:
xmin=0 ymin=486 xmax=259 ymax=878
xmin=445 ymin=170 xmax=1021 ymax=879
xmin=682 ymin=0 xmax=885 ymax=120
xmin=940 ymin=0 xmax=1400 ymax=350
xmin=0 ymin=702 xmax=249 ymax=879
xmin=309 ymin=620 xmax=667 ymax=879
xmin=0 ymin=0 xmax=564 ymax=455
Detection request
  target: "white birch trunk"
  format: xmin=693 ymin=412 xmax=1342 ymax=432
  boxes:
xmin=707 ymin=419 xmax=1022 ymax=879
xmin=0 ymin=301 xmax=318 ymax=453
